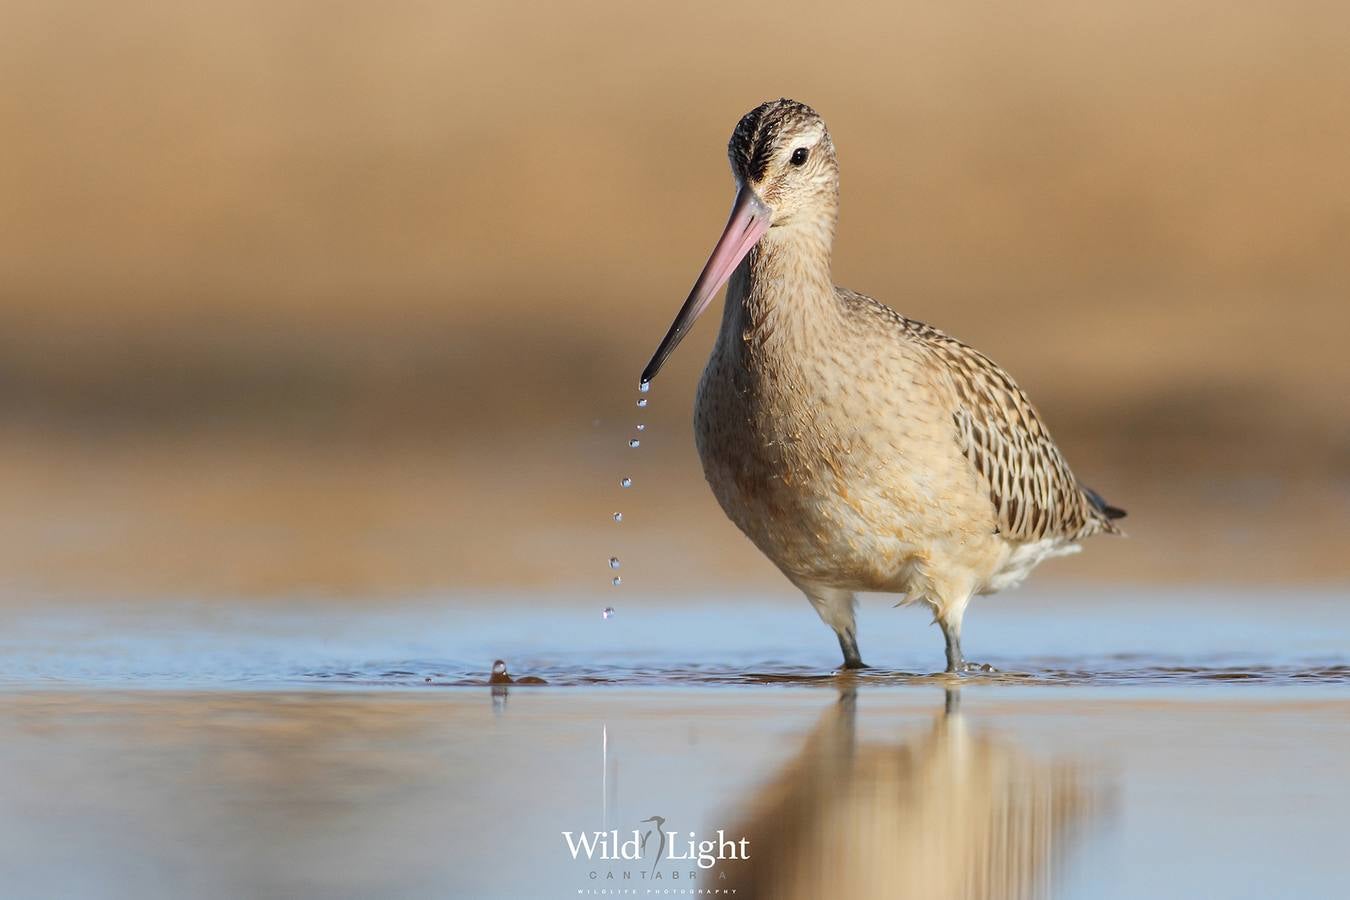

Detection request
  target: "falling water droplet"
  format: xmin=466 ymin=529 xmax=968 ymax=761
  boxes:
xmin=612 ymin=512 xmax=623 ymax=523
xmin=611 ymin=576 xmax=622 ymax=586
xmin=609 ymin=557 xmax=621 ymax=570
xmin=492 ymin=660 xmax=507 ymax=676
xmin=636 ymin=424 xmax=645 ymax=431
xmin=636 ymin=398 xmax=647 ymax=408
xmin=620 ymin=477 xmax=632 ymax=488
xmin=638 ymin=381 xmax=650 ymax=393
xmin=602 ymin=607 xmax=615 ymax=620
xmin=628 ymin=439 xmax=640 ymax=448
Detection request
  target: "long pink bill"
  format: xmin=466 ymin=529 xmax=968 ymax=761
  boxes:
xmin=640 ymin=186 xmax=771 ymax=385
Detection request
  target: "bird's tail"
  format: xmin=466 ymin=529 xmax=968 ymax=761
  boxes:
xmin=1082 ymin=484 xmax=1127 ymax=532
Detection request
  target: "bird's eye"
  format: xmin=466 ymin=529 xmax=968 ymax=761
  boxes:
xmin=790 ymin=147 xmax=809 ymax=166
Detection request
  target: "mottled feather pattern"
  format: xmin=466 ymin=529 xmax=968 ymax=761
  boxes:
xmin=841 ymin=290 xmax=1123 ymax=542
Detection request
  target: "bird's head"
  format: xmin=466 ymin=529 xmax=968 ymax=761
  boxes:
xmin=641 ymin=99 xmax=838 ymax=385
xmin=728 ymin=99 xmax=839 ymax=229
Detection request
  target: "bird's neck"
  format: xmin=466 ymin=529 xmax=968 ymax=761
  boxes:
xmin=722 ymin=219 xmax=840 ymax=354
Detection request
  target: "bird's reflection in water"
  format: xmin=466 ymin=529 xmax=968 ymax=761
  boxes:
xmin=709 ymin=688 xmax=1100 ymax=900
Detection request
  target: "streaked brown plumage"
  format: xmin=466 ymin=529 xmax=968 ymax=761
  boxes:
xmin=643 ymin=99 xmax=1124 ymax=672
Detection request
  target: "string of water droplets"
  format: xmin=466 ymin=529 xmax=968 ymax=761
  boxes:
xmin=606 ymin=380 xmax=650 ymax=617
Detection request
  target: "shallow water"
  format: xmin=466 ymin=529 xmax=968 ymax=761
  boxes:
xmin=0 ymin=586 xmax=1345 ymax=689
xmin=0 ymin=686 xmax=1346 ymax=899
xmin=0 ymin=587 xmax=1346 ymax=898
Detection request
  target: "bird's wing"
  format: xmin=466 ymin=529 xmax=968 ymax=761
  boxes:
xmin=901 ymin=313 xmax=1121 ymax=542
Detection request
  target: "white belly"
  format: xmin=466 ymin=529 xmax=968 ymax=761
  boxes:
xmin=981 ymin=538 xmax=1081 ymax=594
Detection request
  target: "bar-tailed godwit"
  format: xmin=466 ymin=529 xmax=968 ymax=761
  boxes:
xmin=641 ymin=99 xmax=1125 ymax=673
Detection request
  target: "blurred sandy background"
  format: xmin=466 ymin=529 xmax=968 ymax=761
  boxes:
xmin=1 ymin=0 xmax=1346 ymax=600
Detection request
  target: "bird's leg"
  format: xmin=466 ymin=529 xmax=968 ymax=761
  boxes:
xmin=837 ymin=629 xmax=866 ymax=670
xmin=799 ymin=583 xmax=866 ymax=670
xmin=940 ymin=617 xmax=964 ymax=674
xmin=937 ymin=606 xmax=997 ymax=675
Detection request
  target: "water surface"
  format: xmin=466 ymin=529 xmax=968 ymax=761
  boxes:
xmin=0 ymin=586 xmax=1344 ymax=688
xmin=0 ymin=587 xmax=1345 ymax=899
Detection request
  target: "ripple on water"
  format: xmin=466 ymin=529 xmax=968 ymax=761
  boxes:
xmin=288 ymin=660 xmax=1350 ymax=689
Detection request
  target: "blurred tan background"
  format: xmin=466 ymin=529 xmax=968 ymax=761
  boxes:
xmin=1 ymin=0 xmax=1346 ymax=599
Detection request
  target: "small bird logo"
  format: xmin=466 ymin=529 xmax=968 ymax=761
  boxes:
xmin=640 ymin=815 xmax=667 ymax=876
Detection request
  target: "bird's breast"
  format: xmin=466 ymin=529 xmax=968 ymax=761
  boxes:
xmin=694 ymin=343 xmax=910 ymax=587
xmin=692 ymin=323 xmax=1007 ymax=593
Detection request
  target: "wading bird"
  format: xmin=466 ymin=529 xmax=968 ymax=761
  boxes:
xmin=641 ymin=99 xmax=1124 ymax=673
